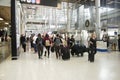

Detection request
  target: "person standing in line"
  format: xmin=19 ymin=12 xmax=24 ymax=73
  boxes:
xmin=30 ymin=34 xmax=34 ymax=50
xmin=20 ymin=34 xmax=26 ymax=52
xmin=67 ymin=36 xmax=71 ymax=48
xmin=88 ymin=33 xmax=97 ymax=62
xmin=118 ymin=35 xmax=120 ymax=52
xmin=69 ymin=35 xmax=75 ymax=48
xmin=43 ymin=34 xmax=51 ymax=58
xmin=106 ymin=36 xmax=110 ymax=50
xmin=36 ymin=33 xmax=44 ymax=59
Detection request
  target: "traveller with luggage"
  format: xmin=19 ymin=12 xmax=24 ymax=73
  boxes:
xmin=88 ymin=33 xmax=97 ymax=62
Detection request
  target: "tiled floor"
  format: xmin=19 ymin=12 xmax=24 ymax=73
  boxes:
xmin=0 ymin=50 xmax=120 ymax=80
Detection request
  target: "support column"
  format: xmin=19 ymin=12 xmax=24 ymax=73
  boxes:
xmin=11 ymin=0 xmax=17 ymax=60
xmin=67 ymin=0 xmax=70 ymax=33
xmin=95 ymin=0 xmax=101 ymax=39
xmin=55 ymin=9 xmax=57 ymax=31
xmin=76 ymin=4 xmax=79 ymax=30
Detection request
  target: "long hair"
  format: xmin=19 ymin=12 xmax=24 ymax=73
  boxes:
xmin=45 ymin=34 xmax=49 ymax=38
xmin=91 ymin=33 xmax=96 ymax=38
xmin=38 ymin=33 xmax=41 ymax=38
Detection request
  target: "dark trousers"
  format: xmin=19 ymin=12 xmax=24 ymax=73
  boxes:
xmin=22 ymin=43 xmax=26 ymax=52
xmin=37 ymin=45 xmax=43 ymax=58
xmin=44 ymin=46 xmax=50 ymax=58
xmin=33 ymin=43 xmax=37 ymax=52
xmin=30 ymin=41 xmax=34 ymax=48
xmin=88 ymin=47 xmax=96 ymax=62
xmin=118 ymin=46 xmax=120 ymax=51
xmin=55 ymin=45 xmax=61 ymax=59
xmin=118 ymin=40 xmax=120 ymax=51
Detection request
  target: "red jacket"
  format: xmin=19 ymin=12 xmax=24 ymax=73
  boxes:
xmin=44 ymin=37 xmax=51 ymax=46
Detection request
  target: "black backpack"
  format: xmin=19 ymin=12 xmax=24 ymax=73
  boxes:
xmin=36 ymin=38 xmax=43 ymax=46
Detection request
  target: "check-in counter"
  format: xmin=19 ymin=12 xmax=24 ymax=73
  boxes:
xmin=0 ymin=41 xmax=11 ymax=63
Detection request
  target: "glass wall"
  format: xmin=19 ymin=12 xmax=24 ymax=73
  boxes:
xmin=101 ymin=0 xmax=120 ymax=35
xmin=23 ymin=2 xmax=71 ymax=34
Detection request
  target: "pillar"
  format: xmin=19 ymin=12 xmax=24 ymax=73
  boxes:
xmin=11 ymin=0 xmax=17 ymax=60
xmin=95 ymin=0 xmax=101 ymax=39
xmin=76 ymin=4 xmax=79 ymax=30
xmin=67 ymin=0 xmax=70 ymax=33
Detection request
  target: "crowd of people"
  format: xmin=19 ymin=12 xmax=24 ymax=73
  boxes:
xmin=20 ymin=33 xmax=97 ymax=62
xmin=0 ymin=29 xmax=8 ymax=42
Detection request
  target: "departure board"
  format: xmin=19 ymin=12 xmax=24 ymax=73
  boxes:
xmin=20 ymin=0 xmax=58 ymax=7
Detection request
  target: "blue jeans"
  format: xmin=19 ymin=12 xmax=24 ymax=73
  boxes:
xmin=33 ymin=43 xmax=37 ymax=52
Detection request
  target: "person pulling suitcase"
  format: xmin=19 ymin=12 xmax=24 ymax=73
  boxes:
xmin=88 ymin=33 xmax=97 ymax=62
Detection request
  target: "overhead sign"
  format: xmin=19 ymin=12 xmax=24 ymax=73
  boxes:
xmin=20 ymin=0 xmax=58 ymax=7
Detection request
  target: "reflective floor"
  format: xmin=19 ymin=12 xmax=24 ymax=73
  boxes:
xmin=0 ymin=50 xmax=120 ymax=80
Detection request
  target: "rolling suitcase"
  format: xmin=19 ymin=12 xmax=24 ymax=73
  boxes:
xmin=61 ymin=46 xmax=70 ymax=60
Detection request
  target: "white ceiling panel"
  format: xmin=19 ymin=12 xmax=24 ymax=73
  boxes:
xmin=0 ymin=0 xmax=10 ymax=6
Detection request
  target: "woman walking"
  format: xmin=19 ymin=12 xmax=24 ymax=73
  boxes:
xmin=88 ymin=33 xmax=97 ymax=62
xmin=36 ymin=33 xmax=44 ymax=59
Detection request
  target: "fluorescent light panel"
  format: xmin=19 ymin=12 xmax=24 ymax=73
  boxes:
xmin=5 ymin=22 xmax=9 ymax=24
xmin=0 ymin=17 xmax=3 ymax=20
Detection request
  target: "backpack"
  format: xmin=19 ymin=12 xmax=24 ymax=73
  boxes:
xmin=45 ymin=40 xmax=50 ymax=46
xmin=54 ymin=38 xmax=62 ymax=46
xmin=36 ymin=38 xmax=43 ymax=46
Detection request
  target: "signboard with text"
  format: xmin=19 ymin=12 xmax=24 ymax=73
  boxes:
xmin=20 ymin=0 xmax=58 ymax=7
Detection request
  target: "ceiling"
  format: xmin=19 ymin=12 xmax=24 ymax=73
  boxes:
xmin=0 ymin=0 xmax=10 ymax=29
xmin=0 ymin=6 xmax=11 ymax=27
xmin=0 ymin=0 xmax=119 ymax=29
xmin=0 ymin=0 xmax=81 ymax=29
xmin=0 ymin=0 xmax=10 ymax=6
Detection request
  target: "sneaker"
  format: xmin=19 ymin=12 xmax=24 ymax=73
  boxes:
xmin=40 ymin=57 xmax=43 ymax=59
xmin=39 ymin=57 xmax=43 ymax=59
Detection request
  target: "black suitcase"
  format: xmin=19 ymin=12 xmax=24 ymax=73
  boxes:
xmin=61 ymin=46 xmax=70 ymax=60
xmin=79 ymin=44 xmax=87 ymax=56
xmin=71 ymin=44 xmax=85 ymax=57
xmin=71 ymin=44 xmax=79 ymax=56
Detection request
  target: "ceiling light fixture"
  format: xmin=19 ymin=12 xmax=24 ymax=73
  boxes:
xmin=0 ymin=18 xmax=3 ymax=20
xmin=5 ymin=22 xmax=9 ymax=25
